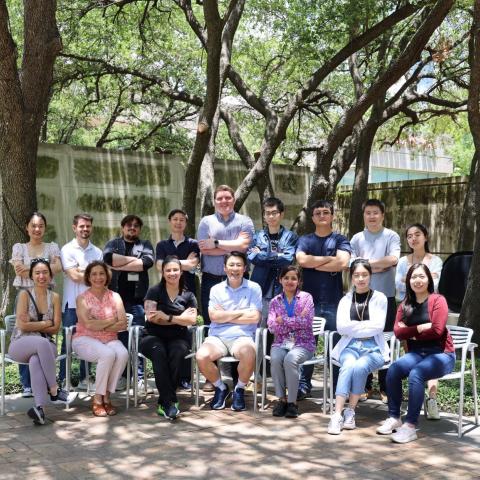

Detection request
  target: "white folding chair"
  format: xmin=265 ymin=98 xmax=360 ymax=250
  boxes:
xmin=1 ymin=314 xmax=69 ymax=415
xmin=65 ymin=313 xmax=133 ymax=409
xmin=130 ymin=324 xmax=197 ymax=407
xmin=328 ymin=331 xmax=397 ymax=413
xmin=260 ymin=316 xmax=328 ymax=413
xmin=421 ymin=325 xmax=478 ymax=438
xmin=194 ymin=325 xmax=261 ymax=414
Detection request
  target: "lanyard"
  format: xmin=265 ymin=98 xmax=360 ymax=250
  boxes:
xmin=282 ymin=293 xmax=297 ymax=317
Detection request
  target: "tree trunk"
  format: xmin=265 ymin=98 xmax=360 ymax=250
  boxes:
xmin=459 ymin=0 xmax=480 ymax=344
xmin=0 ymin=0 xmax=61 ymax=317
xmin=457 ymin=152 xmax=477 ymax=251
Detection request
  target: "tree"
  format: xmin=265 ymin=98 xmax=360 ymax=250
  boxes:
xmin=459 ymin=0 xmax=480 ymax=343
xmin=0 ymin=0 xmax=61 ymax=316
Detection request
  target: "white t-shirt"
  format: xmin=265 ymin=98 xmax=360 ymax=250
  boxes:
xmin=350 ymin=227 xmax=401 ymax=297
xmin=60 ymin=239 xmax=102 ymax=310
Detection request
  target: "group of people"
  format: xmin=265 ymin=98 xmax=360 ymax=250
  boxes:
xmin=6 ymin=184 xmax=456 ymax=444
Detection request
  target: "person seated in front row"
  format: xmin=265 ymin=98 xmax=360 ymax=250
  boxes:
xmin=377 ymin=263 xmax=455 ymax=443
xmin=196 ymin=251 xmax=262 ymax=411
xmin=140 ymin=256 xmax=197 ymax=420
xmin=328 ymin=259 xmax=389 ymax=435
xmin=267 ymin=265 xmax=315 ymax=419
xmin=8 ymin=258 xmax=73 ymax=425
xmin=73 ymin=261 xmax=129 ymax=417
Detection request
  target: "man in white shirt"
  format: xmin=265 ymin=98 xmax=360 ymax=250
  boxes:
xmin=59 ymin=213 xmax=102 ymax=389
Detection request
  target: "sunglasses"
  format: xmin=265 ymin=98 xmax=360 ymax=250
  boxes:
xmin=30 ymin=257 xmax=50 ymax=266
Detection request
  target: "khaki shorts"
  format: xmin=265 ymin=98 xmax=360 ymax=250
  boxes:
xmin=203 ymin=335 xmax=255 ymax=358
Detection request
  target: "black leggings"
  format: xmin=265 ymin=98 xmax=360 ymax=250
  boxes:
xmin=139 ymin=334 xmax=189 ymax=404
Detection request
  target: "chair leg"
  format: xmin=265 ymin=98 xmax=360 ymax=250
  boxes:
xmin=1 ymin=337 xmax=5 ymax=416
xmin=458 ymin=374 xmax=465 ymax=438
xmin=322 ymin=360 xmax=327 ymax=415
xmin=471 ymin=350 xmax=479 ymax=425
xmin=195 ymin=358 xmax=200 ymax=408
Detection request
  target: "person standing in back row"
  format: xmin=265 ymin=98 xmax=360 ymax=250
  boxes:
xmin=350 ymin=199 xmax=400 ymax=403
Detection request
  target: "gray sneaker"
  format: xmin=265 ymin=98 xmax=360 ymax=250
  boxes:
xmin=343 ymin=407 xmax=356 ymax=430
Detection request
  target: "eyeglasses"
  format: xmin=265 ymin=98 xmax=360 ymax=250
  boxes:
xmin=264 ymin=211 xmax=280 ymax=217
xmin=30 ymin=257 xmax=50 ymax=265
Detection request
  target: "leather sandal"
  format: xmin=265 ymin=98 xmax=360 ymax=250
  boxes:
xmin=92 ymin=400 xmax=108 ymax=417
xmin=103 ymin=401 xmax=117 ymax=416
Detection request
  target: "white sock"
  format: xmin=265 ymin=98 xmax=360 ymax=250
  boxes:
xmin=235 ymin=380 xmax=247 ymax=391
xmin=213 ymin=379 xmax=226 ymax=390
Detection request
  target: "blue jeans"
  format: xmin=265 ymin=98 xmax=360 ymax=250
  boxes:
xmin=335 ymin=339 xmax=385 ymax=397
xmin=299 ymin=302 xmax=337 ymax=392
xmin=59 ymin=306 xmax=89 ymax=383
xmin=387 ymin=349 xmax=455 ymax=425
xmin=119 ymin=302 xmax=145 ymax=379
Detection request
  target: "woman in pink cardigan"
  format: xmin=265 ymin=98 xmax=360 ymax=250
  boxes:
xmin=377 ymin=263 xmax=455 ymax=443
xmin=267 ymin=265 xmax=315 ymax=419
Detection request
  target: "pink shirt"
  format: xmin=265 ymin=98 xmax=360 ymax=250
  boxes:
xmin=74 ymin=289 xmax=119 ymax=343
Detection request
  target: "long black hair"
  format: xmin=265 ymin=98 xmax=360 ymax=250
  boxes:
xmin=160 ymin=255 xmax=185 ymax=292
xmin=405 ymin=223 xmax=430 ymax=253
xmin=403 ymin=263 xmax=434 ymax=316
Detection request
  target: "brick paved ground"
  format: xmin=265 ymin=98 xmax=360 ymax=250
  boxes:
xmin=1 ymin=382 xmax=479 ymax=480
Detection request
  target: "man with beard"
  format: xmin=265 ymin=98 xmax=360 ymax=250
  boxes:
xmin=59 ymin=213 xmax=103 ymax=389
xmin=103 ymin=214 xmax=155 ymax=391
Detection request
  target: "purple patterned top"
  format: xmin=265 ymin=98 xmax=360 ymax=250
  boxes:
xmin=267 ymin=290 xmax=315 ymax=352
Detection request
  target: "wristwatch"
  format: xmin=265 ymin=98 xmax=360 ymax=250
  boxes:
xmin=167 ymin=315 xmax=173 ymax=323
xmin=214 ymin=239 xmax=219 ymax=248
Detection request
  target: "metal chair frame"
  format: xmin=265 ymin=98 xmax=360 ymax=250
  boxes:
xmin=260 ymin=316 xmax=328 ymax=414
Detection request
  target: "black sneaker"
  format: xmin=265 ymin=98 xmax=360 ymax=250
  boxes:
xmin=272 ymin=400 xmax=288 ymax=417
xmin=285 ymin=402 xmax=299 ymax=418
xmin=211 ymin=385 xmax=230 ymax=410
xmin=157 ymin=401 xmax=179 ymax=420
xmin=296 ymin=387 xmax=310 ymax=401
xmin=50 ymin=388 xmax=71 ymax=405
xmin=27 ymin=406 xmax=45 ymax=425
xmin=231 ymin=387 xmax=246 ymax=412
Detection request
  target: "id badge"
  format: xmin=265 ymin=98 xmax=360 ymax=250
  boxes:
xmin=127 ymin=273 xmax=139 ymax=282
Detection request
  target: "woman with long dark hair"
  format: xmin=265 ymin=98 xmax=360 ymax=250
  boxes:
xmin=327 ymin=259 xmax=389 ymax=435
xmin=378 ymin=263 xmax=455 ymax=443
xmin=140 ymin=255 xmax=197 ymax=420
xmin=267 ymin=265 xmax=315 ymax=419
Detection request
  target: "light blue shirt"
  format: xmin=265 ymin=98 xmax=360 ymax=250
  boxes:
xmin=208 ymin=278 xmax=262 ymax=339
xmin=197 ymin=211 xmax=255 ymax=276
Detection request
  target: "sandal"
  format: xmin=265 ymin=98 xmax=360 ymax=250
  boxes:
xmin=104 ymin=401 xmax=117 ymax=416
xmin=92 ymin=401 xmax=107 ymax=417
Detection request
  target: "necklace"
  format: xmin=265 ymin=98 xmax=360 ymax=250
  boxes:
xmin=354 ymin=289 xmax=371 ymax=321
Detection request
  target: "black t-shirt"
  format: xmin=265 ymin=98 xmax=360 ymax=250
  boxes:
xmin=405 ymin=300 xmax=442 ymax=351
xmin=268 ymin=232 xmax=280 ymax=253
xmin=143 ymin=283 xmax=197 ymax=340
xmin=350 ymin=290 xmax=371 ymax=321
xmin=117 ymin=241 xmax=137 ymax=303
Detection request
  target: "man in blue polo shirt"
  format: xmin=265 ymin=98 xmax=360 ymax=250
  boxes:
xmin=196 ymin=252 xmax=262 ymax=411
xmin=296 ymin=200 xmax=351 ymax=399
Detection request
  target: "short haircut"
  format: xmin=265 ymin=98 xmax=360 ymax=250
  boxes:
xmin=25 ymin=211 xmax=47 ymax=228
xmin=224 ymin=251 xmax=247 ymax=266
xmin=349 ymin=258 xmax=372 ymax=279
xmin=214 ymin=185 xmax=235 ymax=199
xmin=121 ymin=214 xmax=143 ymax=228
xmin=84 ymin=260 xmax=112 ymax=287
xmin=168 ymin=209 xmax=188 ymax=221
xmin=73 ymin=213 xmax=93 ymax=225
xmin=310 ymin=200 xmax=334 ymax=216
xmin=29 ymin=258 xmax=52 ymax=279
xmin=263 ymin=197 xmax=285 ymax=213
xmin=362 ymin=198 xmax=385 ymax=214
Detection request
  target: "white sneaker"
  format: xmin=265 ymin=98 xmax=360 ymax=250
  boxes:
xmin=343 ymin=407 xmax=356 ymax=430
xmin=137 ymin=379 xmax=149 ymax=396
xmin=426 ymin=398 xmax=440 ymax=420
xmin=376 ymin=417 xmax=402 ymax=435
xmin=116 ymin=377 xmax=127 ymax=391
xmin=391 ymin=424 xmax=418 ymax=443
xmin=327 ymin=413 xmax=344 ymax=435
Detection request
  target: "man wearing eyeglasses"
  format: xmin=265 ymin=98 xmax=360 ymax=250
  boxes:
xmin=59 ymin=213 xmax=102 ymax=390
xmin=295 ymin=200 xmax=352 ymax=399
xmin=103 ymin=214 xmax=155 ymax=391
xmin=248 ymin=197 xmax=298 ymax=380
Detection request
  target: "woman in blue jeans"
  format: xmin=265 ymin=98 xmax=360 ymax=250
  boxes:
xmin=328 ymin=259 xmax=389 ymax=435
xmin=377 ymin=263 xmax=455 ymax=443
